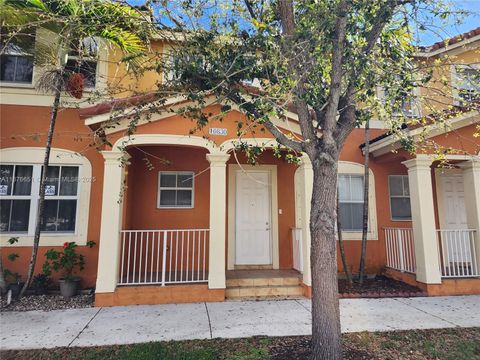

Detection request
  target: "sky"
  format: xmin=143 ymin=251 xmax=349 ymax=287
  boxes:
xmin=415 ymin=0 xmax=480 ymax=45
xmin=128 ymin=0 xmax=479 ymax=46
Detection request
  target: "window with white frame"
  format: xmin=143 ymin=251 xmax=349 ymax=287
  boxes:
xmin=338 ymin=174 xmax=364 ymax=231
xmin=0 ymin=165 xmax=34 ymax=232
xmin=41 ymin=166 xmax=79 ymax=232
xmin=0 ymin=164 xmax=79 ymax=234
xmin=388 ymin=175 xmax=412 ymax=220
xmin=0 ymin=33 xmax=35 ymax=84
xmin=65 ymin=37 xmax=99 ymax=88
xmin=158 ymin=172 xmax=194 ymax=208
xmin=453 ymin=65 xmax=480 ymax=104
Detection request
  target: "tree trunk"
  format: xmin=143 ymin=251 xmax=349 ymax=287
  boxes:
xmin=0 ymin=255 xmax=6 ymax=295
xmin=358 ymin=119 xmax=370 ymax=284
xmin=310 ymin=159 xmax=342 ymax=360
xmin=337 ymin=191 xmax=352 ymax=286
xmin=19 ymin=88 xmax=62 ymax=298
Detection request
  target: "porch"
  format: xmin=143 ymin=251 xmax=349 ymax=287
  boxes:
xmin=384 ymin=155 xmax=480 ymax=295
xmin=94 ymin=135 xmax=313 ymax=306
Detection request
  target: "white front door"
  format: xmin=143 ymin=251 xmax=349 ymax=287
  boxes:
xmin=440 ymin=174 xmax=470 ymax=262
xmin=235 ymin=170 xmax=272 ymax=265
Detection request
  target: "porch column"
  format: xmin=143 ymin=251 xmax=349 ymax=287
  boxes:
xmin=298 ymin=155 xmax=313 ymax=286
xmin=402 ymin=155 xmax=442 ymax=284
xmin=206 ymin=153 xmax=230 ymax=289
xmin=460 ymin=158 xmax=480 ymax=269
xmin=95 ymin=151 xmax=130 ymax=294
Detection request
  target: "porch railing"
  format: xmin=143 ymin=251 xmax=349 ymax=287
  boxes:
xmin=291 ymin=227 xmax=303 ymax=273
xmin=118 ymin=229 xmax=209 ymax=286
xmin=384 ymin=228 xmax=416 ymax=273
xmin=437 ymin=229 xmax=479 ymax=278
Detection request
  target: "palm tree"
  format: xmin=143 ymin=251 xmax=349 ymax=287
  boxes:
xmin=1 ymin=0 xmax=149 ymax=298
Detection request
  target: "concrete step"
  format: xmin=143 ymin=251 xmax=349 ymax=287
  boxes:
xmin=226 ymin=285 xmax=304 ymax=299
xmin=226 ymin=276 xmax=301 ymax=288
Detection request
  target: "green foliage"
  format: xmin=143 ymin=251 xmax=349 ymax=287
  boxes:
xmin=31 ymin=273 xmax=53 ymax=291
xmin=1 ymin=0 xmax=149 ymax=95
xmin=3 ymin=237 xmax=21 ymax=284
xmin=42 ymin=241 xmax=93 ymax=281
xmin=3 ymin=269 xmax=21 ymax=283
xmin=7 ymin=253 xmax=19 ymax=262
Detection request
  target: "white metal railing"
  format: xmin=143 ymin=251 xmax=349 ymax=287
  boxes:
xmin=292 ymin=227 xmax=303 ymax=273
xmin=384 ymin=228 xmax=416 ymax=273
xmin=437 ymin=229 xmax=479 ymax=278
xmin=119 ymin=229 xmax=209 ymax=286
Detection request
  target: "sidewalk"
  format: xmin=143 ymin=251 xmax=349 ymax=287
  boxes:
xmin=1 ymin=296 xmax=479 ymax=350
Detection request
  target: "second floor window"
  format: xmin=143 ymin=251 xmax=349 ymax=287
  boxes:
xmin=65 ymin=37 xmax=99 ymax=88
xmin=454 ymin=65 xmax=480 ymax=104
xmin=0 ymin=34 xmax=35 ymax=84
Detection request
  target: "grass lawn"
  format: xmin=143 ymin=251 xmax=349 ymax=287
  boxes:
xmin=2 ymin=328 xmax=479 ymax=359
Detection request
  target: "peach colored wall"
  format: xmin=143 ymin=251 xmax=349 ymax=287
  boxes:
xmin=1 ymin=102 xmax=477 ymax=289
xmin=0 ymin=105 xmax=104 ymax=287
xmin=336 ymin=128 xmax=413 ymax=275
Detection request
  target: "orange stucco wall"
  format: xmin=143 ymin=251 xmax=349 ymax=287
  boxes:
xmin=0 ymin=104 xmax=104 ymax=287
xmin=1 ymin=102 xmax=478 ymax=293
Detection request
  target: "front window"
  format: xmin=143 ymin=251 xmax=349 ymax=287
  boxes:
xmin=0 ymin=33 xmax=35 ymax=84
xmin=338 ymin=175 xmax=364 ymax=231
xmin=388 ymin=175 xmax=412 ymax=220
xmin=41 ymin=166 xmax=79 ymax=232
xmin=454 ymin=65 xmax=480 ymax=104
xmin=0 ymin=164 xmax=79 ymax=234
xmin=0 ymin=165 xmax=33 ymax=232
xmin=158 ymin=172 xmax=194 ymax=208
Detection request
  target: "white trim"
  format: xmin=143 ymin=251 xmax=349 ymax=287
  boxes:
xmin=337 ymin=161 xmax=378 ymax=240
xmin=157 ymin=171 xmax=195 ymax=209
xmin=227 ymin=164 xmax=280 ymax=269
xmin=112 ymin=133 xmax=221 ymax=154
xmin=0 ymin=147 xmax=92 ymax=247
xmin=368 ymin=111 xmax=480 ymax=157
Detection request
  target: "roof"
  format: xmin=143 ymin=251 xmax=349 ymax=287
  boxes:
xmin=417 ymin=27 xmax=480 ymax=55
xmin=360 ymin=99 xmax=480 ymax=150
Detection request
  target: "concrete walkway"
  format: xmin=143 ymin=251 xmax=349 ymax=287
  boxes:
xmin=1 ymin=296 xmax=479 ymax=350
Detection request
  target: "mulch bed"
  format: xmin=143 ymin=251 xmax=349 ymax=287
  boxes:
xmin=338 ymin=275 xmax=426 ymax=298
xmin=0 ymin=293 xmax=94 ymax=312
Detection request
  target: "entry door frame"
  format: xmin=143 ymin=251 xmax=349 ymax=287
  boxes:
xmin=227 ymin=164 xmax=279 ymax=270
xmin=435 ymin=168 xmax=467 ymax=230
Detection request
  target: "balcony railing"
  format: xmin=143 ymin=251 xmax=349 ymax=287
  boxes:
xmin=437 ymin=229 xmax=479 ymax=278
xmin=384 ymin=228 xmax=416 ymax=273
xmin=118 ymin=229 xmax=209 ymax=286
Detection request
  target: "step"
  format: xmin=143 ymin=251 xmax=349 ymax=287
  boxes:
xmin=225 ymin=285 xmax=304 ymax=298
xmin=226 ymin=276 xmax=301 ymax=287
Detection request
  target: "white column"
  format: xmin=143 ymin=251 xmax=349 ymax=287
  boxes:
xmin=460 ymin=158 xmax=480 ymax=269
xmin=95 ymin=151 xmax=130 ymax=294
xmin=206 ymin=153 xmax=230 ymax=289
xmin=402 ymin=155 xmax=441 ymax=284
xmin=298 ymin=155 xmax=313 ymax=286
